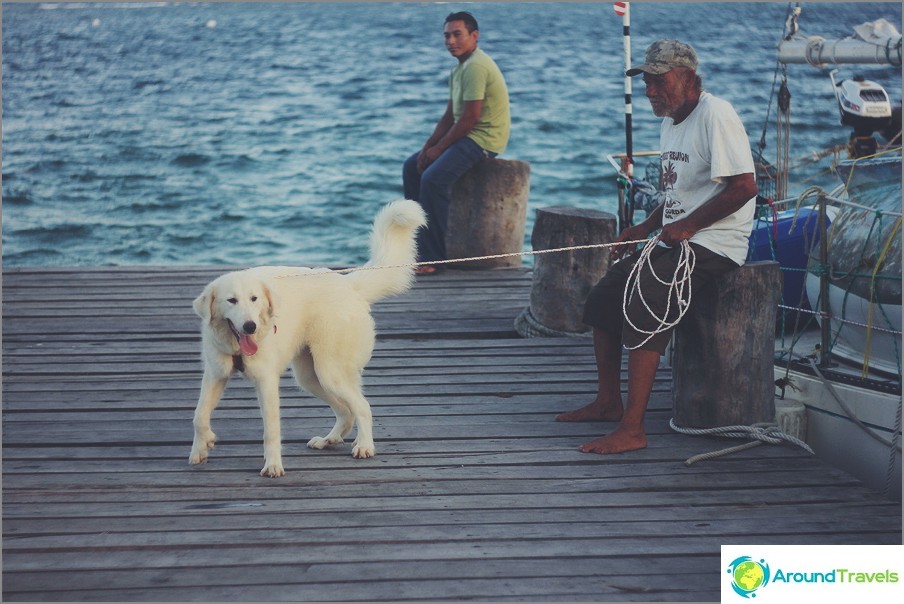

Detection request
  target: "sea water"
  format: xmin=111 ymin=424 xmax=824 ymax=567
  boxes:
xmin=2 ymin=1 xmax=901 ymax=267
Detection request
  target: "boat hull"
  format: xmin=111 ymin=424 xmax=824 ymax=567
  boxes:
xmin=775 ymin=365 xmax=902 ymax=498
xmin=806 ymin=278 xmax=902 ymax=376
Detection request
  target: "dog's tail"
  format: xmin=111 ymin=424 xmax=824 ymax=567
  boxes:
xmin=347 ymin=199 xmax=427 ymax=304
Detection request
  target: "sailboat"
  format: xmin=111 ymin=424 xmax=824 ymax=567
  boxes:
xmin=761 ymin=11 xmax=901 ymax=499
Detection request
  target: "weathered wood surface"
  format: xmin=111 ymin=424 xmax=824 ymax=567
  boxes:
xmin=673 ymin=261 xmax=783 ymax=428
xmin=446 ymin=158 xmax=530 ymax=269
xmin=2 ymin=265 xmax=901 ymax=602
xmin=520 ymin=206 xmax=617 ymax=335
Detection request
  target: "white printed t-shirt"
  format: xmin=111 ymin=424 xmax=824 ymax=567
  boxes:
xmin=658 ymin=91 xmax=756 ymax=265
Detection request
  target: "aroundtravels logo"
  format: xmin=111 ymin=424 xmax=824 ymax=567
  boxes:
xmin=723 ymin=546 xmax=903 ymax=603
xmin=723 ymin=547 xmax=903 ymax=601
xmin=726 ymin=556 xmax=771 ymax=598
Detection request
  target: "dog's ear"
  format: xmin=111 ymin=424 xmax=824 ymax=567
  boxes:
xmin=193 ymin=284 xmax=216 ymax=322
xmin=262 ymin=282 xmax=277 ymax=318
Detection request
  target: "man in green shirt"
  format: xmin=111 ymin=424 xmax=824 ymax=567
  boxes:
xmin=403 ymin=11 xmax=511 ymax=274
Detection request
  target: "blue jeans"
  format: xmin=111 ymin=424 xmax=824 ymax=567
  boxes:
xmin=403 ymin=137 xmax=495 ymax=263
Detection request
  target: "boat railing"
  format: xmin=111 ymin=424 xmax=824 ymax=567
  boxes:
xmin=773 ymin=189 xmax=902 ymax=217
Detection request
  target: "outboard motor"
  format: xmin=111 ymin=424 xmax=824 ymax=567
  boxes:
xmin=831 ymin=70 xmax=893 ymax=158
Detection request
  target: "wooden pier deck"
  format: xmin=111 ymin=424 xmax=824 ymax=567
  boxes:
xmin=2 ymin=265 xmax=901 ymax=602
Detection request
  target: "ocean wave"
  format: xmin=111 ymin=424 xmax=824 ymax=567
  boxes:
xmin=172 ymin=153 xmax=211 ymax=168
xmin=24 ymin=160 xmax=67 ymax=174
xmin=120 ymin=199 xmax=184 ymax=213
xmin=1 ymin=191 xmax=33 ymax=206
xmin=166 ymin=232 xmax=204 ymax=245
xmin=122 ymin=173 xmax=159 ymax=182
xmin=11 ymin=223 xmax=93 ymax=243
xmin=55 ymin=32 xmax=91 ymax=42
xmin=214 ymin=154 xmax=261 ymax=171
xmin=72 ymin=170 xmax=102 ymax=182
xmin=268 ymin=62 xmax=308 ymax=74
xmin=216 ymin=211 xmax=248 ymax=223
xmin=277 ymin=213 xmax=339 ymax=231
xmin=1 ymin=248 xmax=66 ymax=266
xmin=39 ymin=2 xmax=168 ymax=9
xmin=132 ymin=79 xmax=167 ymax=91
xmin=45 ymin=132 xmax=87 ymax=143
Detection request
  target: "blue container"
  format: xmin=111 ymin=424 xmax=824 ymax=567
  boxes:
xmin=747 ymin=207 xmax=829 ymax=312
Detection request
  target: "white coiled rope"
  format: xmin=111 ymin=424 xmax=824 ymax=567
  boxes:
xmin=669 ymin=419 xmax=815 ymax=466
xmin=622 ymin=237 xmax=696 ymax=349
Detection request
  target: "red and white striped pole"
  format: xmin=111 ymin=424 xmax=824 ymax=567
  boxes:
xmin=614 ymin=1 xmax=634 ymax=230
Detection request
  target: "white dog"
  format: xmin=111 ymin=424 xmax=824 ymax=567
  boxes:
xmin=189 ymin=200 xmax=426 ymax=477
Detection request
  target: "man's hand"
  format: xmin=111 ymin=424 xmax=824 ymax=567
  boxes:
xmin=417 ymin=146 xmax=443 ymax=173
xmin=658 ymin=219 xmax=696 ymax=247
xmin=417 ymin=100 xmax=483 ymax=173
xmin=611 ymin=223 xmax=651 ymax=261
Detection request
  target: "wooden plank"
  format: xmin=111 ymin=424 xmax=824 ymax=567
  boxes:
xmin=0 ymin=557 xmax=718 ymax=598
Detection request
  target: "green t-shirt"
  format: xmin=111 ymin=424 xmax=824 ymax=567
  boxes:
xmin=449 ymin=48 xmax=510 ymax=155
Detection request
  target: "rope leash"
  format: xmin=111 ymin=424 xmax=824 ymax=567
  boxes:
xmin=272 ymin=238 xmax=653 ymax=277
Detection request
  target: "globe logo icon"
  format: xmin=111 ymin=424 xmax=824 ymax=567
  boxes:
xmin=727 ymin=556 xmax=770 ymax=598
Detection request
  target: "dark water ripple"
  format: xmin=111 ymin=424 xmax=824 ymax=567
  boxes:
xmin=2 ymin=1 xmax=901 ymax=267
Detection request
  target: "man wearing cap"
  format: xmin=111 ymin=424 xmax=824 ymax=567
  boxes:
xmin=403 ymin=11 xmax=511 ymax=275
xmin=556 ymin=39 xmax=758 ymax=454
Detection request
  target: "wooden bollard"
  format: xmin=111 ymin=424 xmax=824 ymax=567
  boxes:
xmin=515 ymin=206 xmax=617 ymax=337
xmin=672 ymin=260 xmax=782 ymax=428
xmin=445 ymin=159 xmax=530 ymax=269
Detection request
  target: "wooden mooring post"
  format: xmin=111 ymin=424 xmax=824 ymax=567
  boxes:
xmin=515 ymin=206 xmax=617 ymax=337
xmin=445 ymin=158 xmax=530 ymax=269
xmin=672 ymin=260 xmax=782 ymax=428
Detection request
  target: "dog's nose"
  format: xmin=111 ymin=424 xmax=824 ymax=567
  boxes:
xmin=242 ymin=321 xmax=257 ymax=334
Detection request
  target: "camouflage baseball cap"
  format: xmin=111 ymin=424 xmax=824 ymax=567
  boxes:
xmin=626 ymin=39 xmax=698 ymax=76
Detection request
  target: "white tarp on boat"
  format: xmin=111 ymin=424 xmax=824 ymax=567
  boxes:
xmin=853 ymin=18 xmax=901 ymax=47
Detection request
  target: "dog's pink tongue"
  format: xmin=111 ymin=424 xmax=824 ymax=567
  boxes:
xmin=239 ymin=334 xmax=258 ymax=356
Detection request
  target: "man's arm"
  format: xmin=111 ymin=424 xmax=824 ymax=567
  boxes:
xmin=423 ymin=101 xmax=455 ymax=149
xmin=416 ymin=102 xmax=454 ymax=172
xmin=610 ymin=172 xmax=756 ymax=259
xmin=658 ymin=172 xmax=757 ymax=246
xmin=417 ymin=99 xmax=483 ymax=171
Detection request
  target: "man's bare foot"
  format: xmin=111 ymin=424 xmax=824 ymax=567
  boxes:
xmin=578 ymin=426 xmax=647 ymax=454
xmin=555 ymin=401 xmax=623 ymax=422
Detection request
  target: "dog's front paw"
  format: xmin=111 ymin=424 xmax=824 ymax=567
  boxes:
xmin=260 ymin=459 xmax=285 ymax=478
xmin=351 ymin=442 xmax=376 ymax=459
xmin=307 ymin=435 xmax=343 ymax=450
xmin=188 ymin=429 xmax=217 ymax=465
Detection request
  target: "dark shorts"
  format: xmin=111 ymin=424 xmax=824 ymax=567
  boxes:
xmin=582 ymin=242 xmax=739 ymax=353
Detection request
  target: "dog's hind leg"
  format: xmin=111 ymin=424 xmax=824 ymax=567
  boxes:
xmin=348 ymin=396 xmax=375 ymax=458
xmin=314 ymin=368 xmax=376 ymax=459
xmin=189 ymin=371 xmax=228 ymax=465
xmin=337 ymin=387 xmax=375 ymax=459
xmin=292 ymin=353 xmax=354 ymax=450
